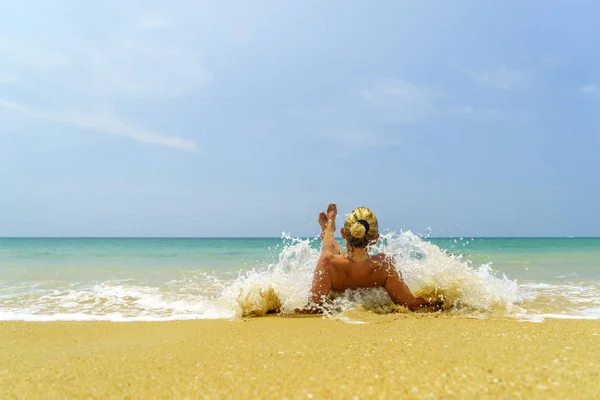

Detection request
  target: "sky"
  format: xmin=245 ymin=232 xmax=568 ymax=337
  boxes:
xmin=1 ymin=1 xmax=599 ymax=237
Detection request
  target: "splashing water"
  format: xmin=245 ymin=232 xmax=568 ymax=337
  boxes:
xmin=226 ymin=232 xmax=521 ymax=318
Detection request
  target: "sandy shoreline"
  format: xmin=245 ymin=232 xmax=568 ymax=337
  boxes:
xmin=0 ymin=316 xmax=598 ymax=399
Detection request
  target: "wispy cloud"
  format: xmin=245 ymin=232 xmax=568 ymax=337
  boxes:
xmin=0 ymin=72 xmax=18 ymax=84
xmin=580 ymin=84 xmax=596 ymax=93
xmin=442 ymin=105 xmax=475 ymax=116
xmin=308 ymin=78 xmax=521 ymax=157
xmin=134 ymin=15 xmax=175 ymax=30
xmin=464 ymin=66 xmax=525 ymax=90
xmin=360 ymin=80 xmax=441 ymax=122
xmin=359 ymin=80 xmax=519 ymax=122
xmin=0 ymin=99 xmax=197 ymax=151
xmin=0 ymin=5 xmax=212 ymax=151
xmin=321 ymin=123 xmax=399 ymax=149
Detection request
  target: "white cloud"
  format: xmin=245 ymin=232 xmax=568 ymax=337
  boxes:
xmin=321 ymin=123 xmax=398 ymax=150
xmin=464 ymin=66 xmax=525 ymax=90
xmin=0 ymin=99 xmax=197 ymax=151
xmin=580 ymin=84 xmax=596 ymax=93
xmin=0 ymin=73 xmax=17 ymax=84
xmin=483 ymin=108 xmax=504 ymax=118
xmin=443 ymin=105 xmax=475 ymax=116
xmin=360 ymin=80 xmax=441 ymax=122
xmin=134 ymin=15 xmax=175 ymax=30
xmin=0 ymin=4 xmax=213 ymax=151
xmin=358 ymin=80 xmax=519 ymax=124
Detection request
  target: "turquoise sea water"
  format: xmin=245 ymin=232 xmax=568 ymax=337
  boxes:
xmin=0 ymin=235 xmax=599 ymax=321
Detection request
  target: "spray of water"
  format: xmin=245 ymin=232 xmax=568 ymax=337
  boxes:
xmin=225 ymin=231 xmax=521 ymax=318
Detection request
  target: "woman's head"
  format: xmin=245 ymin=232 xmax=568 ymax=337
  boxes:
xmin=341 ymin=206 xmax=379 ymax=249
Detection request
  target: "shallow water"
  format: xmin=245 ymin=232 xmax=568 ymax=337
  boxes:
xmin=0 ymin=235 xmax=598 ymax=322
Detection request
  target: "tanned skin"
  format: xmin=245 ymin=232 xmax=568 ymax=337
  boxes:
xmin=302 ymin=203 xmax=437 ymax=313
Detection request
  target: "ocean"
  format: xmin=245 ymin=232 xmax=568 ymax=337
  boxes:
xmin=1 ymin=234 xmax=598 ymax=322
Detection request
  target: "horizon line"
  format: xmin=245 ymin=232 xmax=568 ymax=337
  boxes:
xmin=0 ymin=236 xmax=598 ymax=239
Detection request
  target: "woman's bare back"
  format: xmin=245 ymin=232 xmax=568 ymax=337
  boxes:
xmin=309 ymin=251 xmax=432 ymax=311
xmin=327 ymin=253 xmax=392 ymax=291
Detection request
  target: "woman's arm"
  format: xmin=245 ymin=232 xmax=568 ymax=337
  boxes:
xmin=307 ymin=254 xmax=333 ymax=309
xmin=296 ymin=253 xmax=334 ymax=314
xmin=383 ymin=258 xmax=441 ymax=311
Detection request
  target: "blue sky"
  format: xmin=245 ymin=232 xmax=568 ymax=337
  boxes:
xmin=0 ymin=1 xmax=599 ymax=237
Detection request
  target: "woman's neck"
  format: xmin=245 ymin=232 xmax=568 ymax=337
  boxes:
xmin=348 ymin=247 xmax=369 ymax=261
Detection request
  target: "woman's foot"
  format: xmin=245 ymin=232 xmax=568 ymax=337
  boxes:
xmin=318 ymin=212 xmax=328 ymax=239
xmin=318 ymin=212 xmax=328 ymax=230
xmin=327 ymin=203 xmax=337 ymax=220
xmin=320 ymin=204 xmax=337 ymax=238
xmin=319 ymin=205 xmax=337 ymax=239
xmin=321 ymin=203 xmax=342 ymax=254
xmin=327 ymin=204 xmax=337 ymax=232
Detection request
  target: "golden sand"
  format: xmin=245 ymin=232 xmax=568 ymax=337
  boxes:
xmin=0 ymin=316 xmax=598 ymax=399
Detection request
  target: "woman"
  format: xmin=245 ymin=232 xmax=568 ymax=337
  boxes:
xmin=302 ymin=203 xmax=438 ymax=313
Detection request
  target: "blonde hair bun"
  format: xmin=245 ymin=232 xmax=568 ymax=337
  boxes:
xmin=343 ymin=207 xmax=378 ymax=249
xmin=350 ymin=221 xmax=366 ymax=238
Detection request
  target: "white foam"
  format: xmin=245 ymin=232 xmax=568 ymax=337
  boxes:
xmin=582 ymin=307 xmax=600 ymax=318
xmin=521 ymin=282 xmax=560 ymax=289
xmin=0 ymin=310 xmax=228 ymax=322
xmin=536 ymin=313 xmax=600 ymax=321
xmin=0 ymin=280 xmax=235 ymax=321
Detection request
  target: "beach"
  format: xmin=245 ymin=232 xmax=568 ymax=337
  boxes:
xmin=1 ymin=237 xmax=599 ymax=398
xmin=1 ymin=316 xmax=598 ymax=399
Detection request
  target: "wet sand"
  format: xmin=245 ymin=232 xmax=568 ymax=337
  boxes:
xmin=0 ymin=316 xmax=598 ymax=399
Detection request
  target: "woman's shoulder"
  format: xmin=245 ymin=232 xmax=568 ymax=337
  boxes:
xmin=370 ymin=253 xmax=397 ymax=266
xmin=371 ymin=252 xmax=394 ymax=260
